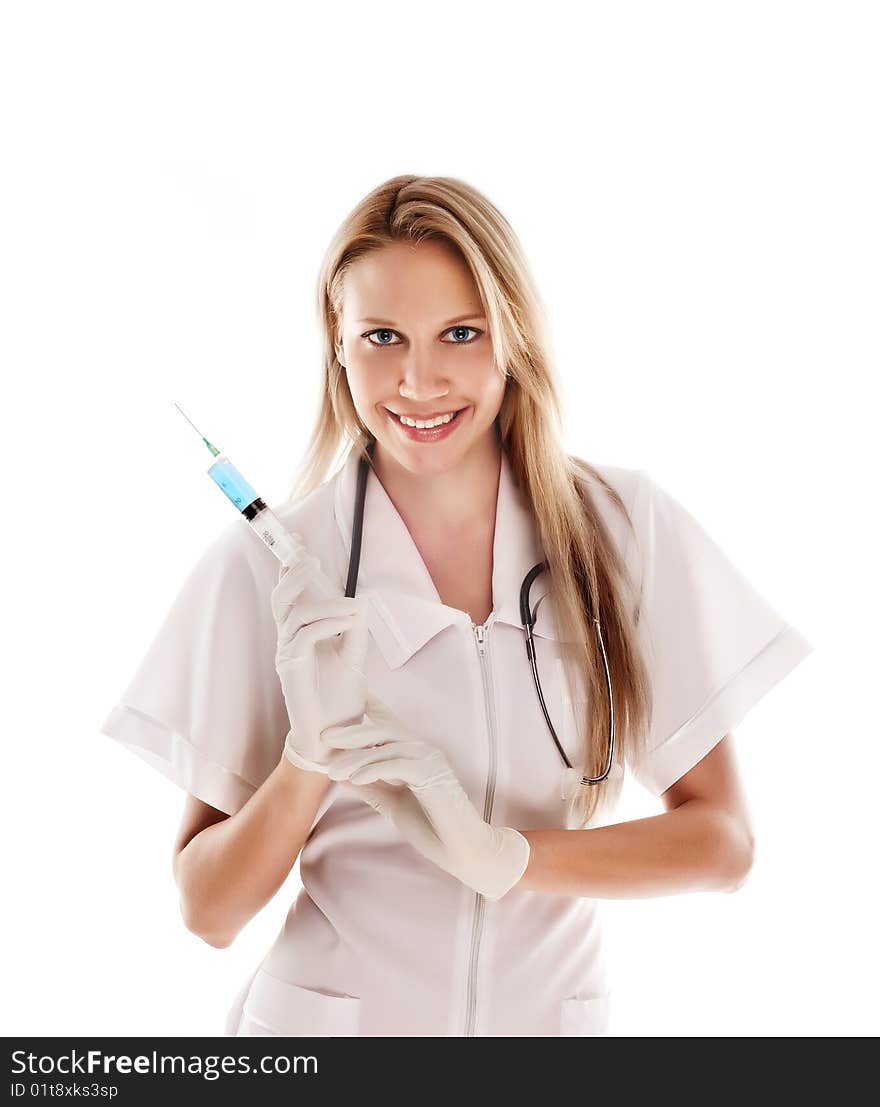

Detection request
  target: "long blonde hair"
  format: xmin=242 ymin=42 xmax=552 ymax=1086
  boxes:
xmin=288 ymin=174 xmax=652 ymax=825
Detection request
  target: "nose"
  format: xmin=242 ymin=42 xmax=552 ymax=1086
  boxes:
xmin=398 ymin=346 xmax=450 ymax=404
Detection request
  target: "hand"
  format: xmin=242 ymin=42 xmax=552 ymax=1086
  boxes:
xmin=270 ymin=554 xmax=372 ymax=773
xmin=320 ymin=693 xmax=531 ymax=902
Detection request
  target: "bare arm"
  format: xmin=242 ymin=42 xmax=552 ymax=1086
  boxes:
xmin=171 ymin=757 xmax=332 ymax=947
xmin=517 ymin=734 xmax=756 ymax=898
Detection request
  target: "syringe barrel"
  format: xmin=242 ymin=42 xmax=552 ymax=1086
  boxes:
xmin=206 ymin=454 xmax=337 ymax=596
xmin=244 ymin=503 xmax=338 ymax=598
xmin=207 ymin=454 xmax=260 ymax=512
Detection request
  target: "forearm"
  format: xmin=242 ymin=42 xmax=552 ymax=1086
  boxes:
xmin=517 ymin=800 xmax=754 ymax=898
xmin=175 ymin=757 xmax=331 ymax=945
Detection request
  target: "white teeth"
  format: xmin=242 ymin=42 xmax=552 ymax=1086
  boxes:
xmin=397 ymin=410 xmax=457 ymax=429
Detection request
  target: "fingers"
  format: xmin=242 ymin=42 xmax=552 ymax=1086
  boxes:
xmin=274 ymin=599 xmax=370 ymax=673
xmin=275 ymin=595 xmax=363 ymax=640
xmin=275 ymin=608 xmax=367 ymax=668
xmin=322 ymin=738 xmax=440 ymax=784
xmin=313 ymin=643 xmax=368 ymax=728
xmin=276 ymin=657 xmax=324 ymax=758
xmin=338 ymin=779 xmax=387 ymax=814
xmin=275 ymin=552 xmax=322 ymax=591
xmin=316 ymin=693 xmax=412 ymax=752
xmin=320 ymin=719 xmax=393 ymax=750
xmin=334 ymin=595 xmax=370 ymax=672
xmin=320 ymin=702 xmax=419 ymax=749
xmin=362 ymin=691 xmax=406 ymax=728
xmin=270 ymin=554 xmax=322 ymax=623
xmin=348 ymin=753 xmax=449 ymax=788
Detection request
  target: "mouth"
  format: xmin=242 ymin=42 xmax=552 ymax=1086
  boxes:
xmin=384 ymin=405 xmax=469 ymax=440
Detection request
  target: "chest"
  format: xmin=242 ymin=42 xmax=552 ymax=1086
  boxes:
xmin=412 ymin=527 xmax=495 ymax=627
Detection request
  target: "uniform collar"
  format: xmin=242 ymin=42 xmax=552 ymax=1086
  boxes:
xmin=332 ymin=445 xmax=559 ymax=670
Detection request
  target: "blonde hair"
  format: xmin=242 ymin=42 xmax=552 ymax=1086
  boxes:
xmin=288 ymin=174 xmax=652 ymax=825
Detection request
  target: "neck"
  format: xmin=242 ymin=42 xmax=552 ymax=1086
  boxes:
xmin=370 ymin=433 xmax=503 ymax=535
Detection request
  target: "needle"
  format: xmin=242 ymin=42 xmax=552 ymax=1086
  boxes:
xmin=173 ymin=402 xmax=220 ymax=457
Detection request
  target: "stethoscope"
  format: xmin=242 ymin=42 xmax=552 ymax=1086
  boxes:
xmin=344 ymin=440 xmax=615 ymax=786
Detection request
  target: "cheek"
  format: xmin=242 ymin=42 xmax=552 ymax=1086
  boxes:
xmin=470 ymin=364 xmax=507 ymax=413
xmin=345 ymin=360 xmax=387 ymax=407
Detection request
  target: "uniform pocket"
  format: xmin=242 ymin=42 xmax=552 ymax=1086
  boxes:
xmin=237 ymin=967 xmax=361 ymax=1037
xmin=560 ymin=992 xmax=612 ymax=1036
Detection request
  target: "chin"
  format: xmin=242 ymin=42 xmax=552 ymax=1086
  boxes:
xmin=376 ymin=429 xmax=500 ymax=478
xmin=386 ymin=445 xmax=465 ymax=475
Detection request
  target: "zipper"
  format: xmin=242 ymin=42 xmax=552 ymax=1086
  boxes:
xmin=463 ymin=618 xmax=498 ymax=1036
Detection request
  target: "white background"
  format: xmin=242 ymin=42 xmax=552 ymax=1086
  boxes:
xmin=2 ymin=1 xmax=877 ymax=1037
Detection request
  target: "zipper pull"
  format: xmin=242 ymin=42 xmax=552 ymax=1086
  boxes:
xmin=472 ymin=621 xmax=486 ymax=653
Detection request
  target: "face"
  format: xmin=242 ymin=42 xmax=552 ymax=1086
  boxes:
xmin=334 ymin=239 xmax=506 ymax=477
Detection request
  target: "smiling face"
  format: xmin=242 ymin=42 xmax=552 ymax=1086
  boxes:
xmin=334 ymin=239 xmax=506 ymax=478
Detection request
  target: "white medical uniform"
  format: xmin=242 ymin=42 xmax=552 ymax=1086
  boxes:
xmin=100 ymin=449 xmax=812 ymax=1037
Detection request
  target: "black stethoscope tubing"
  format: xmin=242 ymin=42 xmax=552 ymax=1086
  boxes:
xmin=345 ymin=441 xmax=615 ymax=786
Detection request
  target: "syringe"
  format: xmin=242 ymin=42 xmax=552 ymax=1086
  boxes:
xmin=174 ymin=403 xmax=336 ymax=597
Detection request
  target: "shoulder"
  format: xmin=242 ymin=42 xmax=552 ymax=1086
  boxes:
xmin=580 ymin=463 xmax=699 ymax=543
xmin=579 ymin=460 xmax=644 ymax=512
xmin=570 ymin=457 xmax=646 ymax=552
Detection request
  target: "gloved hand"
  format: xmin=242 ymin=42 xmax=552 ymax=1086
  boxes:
xmin=270 ymin=554 xmax=372 ymax=774
xmin=320 ymin=693 xmax=531 ymax=902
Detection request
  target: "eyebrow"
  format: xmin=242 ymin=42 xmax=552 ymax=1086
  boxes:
xmin=356 ymin=313 xmax=487 ymax=328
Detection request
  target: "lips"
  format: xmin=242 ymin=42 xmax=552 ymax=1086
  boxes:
xmin=385 ymin=407 xmax=465 ymax=422
xmin=384 ymin=405 xmax=469 ymax=440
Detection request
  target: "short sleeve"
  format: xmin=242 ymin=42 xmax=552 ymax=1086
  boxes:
xmin=99 ymin=518 xmax=289 ymax=816
xmin=625 ymin=471 xmax=814 ymax=796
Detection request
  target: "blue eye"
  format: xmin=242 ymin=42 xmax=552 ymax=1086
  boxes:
xmin=443 ymin=326 xmax=481 ymax=344
xmin=363 ymin=329 xmax=400 ymax=347
xmin=362 ymin=326 xmax=482 ymax=347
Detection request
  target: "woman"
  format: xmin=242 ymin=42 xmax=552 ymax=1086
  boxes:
xmin=101 ymin=174 xmax=812 ymax=1036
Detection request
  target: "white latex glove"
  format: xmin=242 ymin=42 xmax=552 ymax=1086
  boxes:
xmin=270 ymin=554 xmax=372 ymax=774
xmin=320 ymin=693 xmax=531 ymax=902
